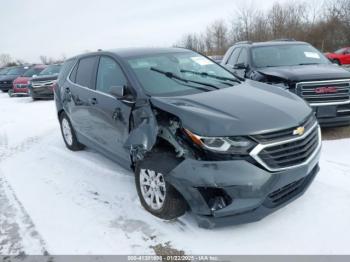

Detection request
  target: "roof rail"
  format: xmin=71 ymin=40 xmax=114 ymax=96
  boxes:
xmin=235 ymin=41 xmax=253 ymax=45
xmin=269 ymin=38 xmax=296 ymax=42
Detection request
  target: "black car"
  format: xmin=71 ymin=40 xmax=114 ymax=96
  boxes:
xmin=0 ymin=65 xmax=30 ymax=92
xmin=55 ymin=48 xmax=320 ymax=228
xmin=221 ymin=40 xmax=350 ymax=127
xmin=28 ymin=64 xmax=62 ymax=100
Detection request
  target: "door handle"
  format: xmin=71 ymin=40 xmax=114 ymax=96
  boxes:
xmin=90 ymin=98 xmax=98 ymax=105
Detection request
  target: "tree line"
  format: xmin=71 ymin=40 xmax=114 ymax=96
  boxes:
xmin=0 ymin=54 xmax=65 ymax=68
xmin=175 ymin=0 xmax=350 ymax=55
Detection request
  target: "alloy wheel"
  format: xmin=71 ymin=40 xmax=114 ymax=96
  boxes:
xmin=139 ymin=169 xmax=166 ymax=210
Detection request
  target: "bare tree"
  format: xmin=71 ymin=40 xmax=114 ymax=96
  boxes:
xmin=0 ymin=54 xmax=13 ymax=67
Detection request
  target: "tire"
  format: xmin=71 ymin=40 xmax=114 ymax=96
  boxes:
xmin=8 ymin=89 xmax=13 ymax=97
xmin=135 ymin=150 xmax=187 ymax=220
xmin=334 ymin=59 xmax=341 ymax=65
xmin=1 ymin=89 xmax=8 ymax=93
xmin=59 ymin=112 xmax=85 ymax=151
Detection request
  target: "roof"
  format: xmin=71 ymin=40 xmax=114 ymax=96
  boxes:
xmin=233 ymin=40 xmax=309 ymax=48
xmin=73 ymin=47 xmax=193 ymax=60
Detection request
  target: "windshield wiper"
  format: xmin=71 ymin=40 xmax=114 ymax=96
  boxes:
xmin=179 ymin=69 xmax=241 ymax=84
xmin=150 ymin=67 xmax=220 ymax=90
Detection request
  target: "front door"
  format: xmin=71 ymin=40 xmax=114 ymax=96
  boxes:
xmin=88 ymin=56 xmax=133 ymax=163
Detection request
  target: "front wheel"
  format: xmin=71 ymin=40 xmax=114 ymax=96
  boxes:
xmin=135 ymin=150 xmax=187 ymax=220
xmin=333 ymin=59 xmax=341 ymax=65
xmin=59 ymin=112 xmax=85 ymax=151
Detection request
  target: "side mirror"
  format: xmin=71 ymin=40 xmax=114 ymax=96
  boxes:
xmin=110 ymin=85 xmax=125 ymax=98
xmin=234 ymin=63 xmax=248 ymax=70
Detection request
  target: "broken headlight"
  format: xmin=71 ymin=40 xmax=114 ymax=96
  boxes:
xmin=184 ymin=129 xmax=256 ymax=155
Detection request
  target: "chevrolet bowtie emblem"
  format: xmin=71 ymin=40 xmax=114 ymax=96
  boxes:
xmin=293 ymin=126 xmax=305 ymax=136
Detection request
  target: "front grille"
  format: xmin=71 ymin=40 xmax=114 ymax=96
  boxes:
xmin=258 ymin=126 xmax=319 ymax=170
xmin=16 ymin=84 xmax=28 ymax=89
xmin=296 ymin=80 xmax=350 ymax=105
xmin=32 ymin=80 xmax=55 ymax=88
xmin=253 ymin=115 xmax=316 ymax=143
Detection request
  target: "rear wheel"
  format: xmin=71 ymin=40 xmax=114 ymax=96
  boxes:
xmin=59 ymin=112 xmax=85 ymax=151
xmin=135 ymin=150 xmax=187 ymax=220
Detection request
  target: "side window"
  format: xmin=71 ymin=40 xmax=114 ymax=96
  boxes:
xmin=75 ymin=56 xmax=97 ymax=88
xmin=96 ymin=56 xmax=127 ymax=94
xmin=227 ymin=48 xmax=241 ymax=66
xmin=59 ymin=59 xmax=75 ymax=85
xmin=237 ymin=48 xmax=248 ymax=65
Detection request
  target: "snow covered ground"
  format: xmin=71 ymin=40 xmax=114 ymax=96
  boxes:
xmin=0 ymin=92 xmax=350 ymax=255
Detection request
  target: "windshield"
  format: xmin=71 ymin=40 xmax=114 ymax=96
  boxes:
xmin=251 ymin=44 xmax=330 ymax=68
xmin=23 ymin=67 xmax=45 ymax=77
xmin=0 ymin=68 xmax=10 ymax=75
xmin=39 ymin=65 xmax=62 ymax=76
xmin=127 ymin=51 xmax=237 ymax=96
xmin=7 ymin=67 xmax=28 ymax=75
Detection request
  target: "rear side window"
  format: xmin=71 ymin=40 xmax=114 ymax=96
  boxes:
xmin=75 ymin=56 xmax=97 ymax=88
xmin=58 ymin=60 xmax=75 ymax=85
xmin=227 ymin=48 xmax=241 ymax=66
xmin=96 ymin=56 xmax=127 ymax=94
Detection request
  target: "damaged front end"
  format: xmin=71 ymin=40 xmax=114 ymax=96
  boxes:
xmin=123 ymin=94 xmax=320 ymax=228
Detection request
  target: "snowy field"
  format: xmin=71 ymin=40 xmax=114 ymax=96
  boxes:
xmin=0 ymin=92 xmax=350 ymax=255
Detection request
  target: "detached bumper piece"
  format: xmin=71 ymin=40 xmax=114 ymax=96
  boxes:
xmin=196 ymin=164 xmax=319 ymax=229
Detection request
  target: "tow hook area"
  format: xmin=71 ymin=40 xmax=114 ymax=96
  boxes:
xmin=197 ymin=187 xmax=233 ymax=212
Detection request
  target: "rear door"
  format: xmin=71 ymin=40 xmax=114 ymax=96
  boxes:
xmin=87 ymin=55 xmax=133 ymax=163
xmin=66 ymin=55 xmax=99 ymax=140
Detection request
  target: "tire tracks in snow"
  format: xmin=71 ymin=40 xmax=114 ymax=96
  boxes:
xmin=0 ymin=129 xmax=55 ymax=163
xmin=0 ymin=129 xmax=55 ymax=255
xmin=0 ymin=176 xmax=49 ymax=255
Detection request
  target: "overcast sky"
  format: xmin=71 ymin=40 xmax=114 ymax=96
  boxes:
xmin=0 ymin=0 xmax=290 ymax=63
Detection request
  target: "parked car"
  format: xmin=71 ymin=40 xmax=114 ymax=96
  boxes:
xmin=28 ymin=64 xmax=62 ymax=100
xmin=55 ymin=48 xmax=321 ymax=228
xmin=326 ymin=47 xmax=350 ymax=65
xmin=209 ymin=55 xmax=224 ymax=63
xmin=0 ymin=65 xmax=30 ymax=92
xmin=221 ymin=40 xmax=350 ymax=127
xmin=0 ymin=67 xmax=13 ymax=76
xmin=9 ymin=65 xmax=47 ymax=97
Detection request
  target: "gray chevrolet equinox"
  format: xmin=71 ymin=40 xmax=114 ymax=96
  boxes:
xmin=54 ymin=48 xmax=321 ymax=228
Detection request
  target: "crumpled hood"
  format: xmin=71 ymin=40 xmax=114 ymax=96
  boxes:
xmin=150 ymin=80 xmax=312 ymax=137
xmin=13 ymin=76 xmax=30 ymax=84
xmin=257 ymin=64 xmax=350 ymax=82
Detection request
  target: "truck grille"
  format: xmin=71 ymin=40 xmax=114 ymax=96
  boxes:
xmin=251 ymin=121 xmax=321 ymax=171
xmin=296 ymin=80 xmax=350 ymax=105
xmin=16 ymin=84 xmax=28 ymax=89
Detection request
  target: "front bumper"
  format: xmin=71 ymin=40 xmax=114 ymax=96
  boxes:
xmin=167 ymin=145 xmax=320 ymax=228
xmin=312 ymin=104 xmax=350 ymax=127
xmin=0 ymin=83 xmax=13 ymax=91
xmin=29 ymin=86 xmax=54 ymax=99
